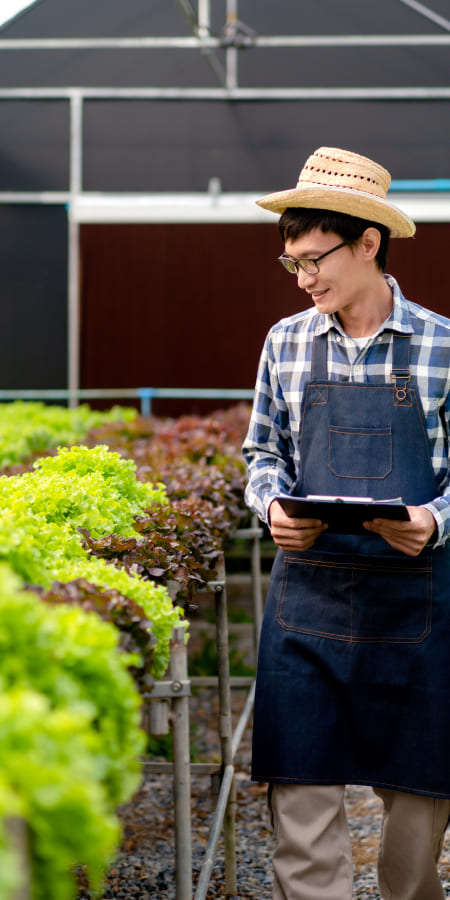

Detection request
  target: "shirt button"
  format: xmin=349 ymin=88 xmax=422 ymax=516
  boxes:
xmin=377 ymin=336 xmax=382 ymax=342
xmin=336 ymin=336 xmax=342 ymax=343
xmin=354 ymin=365 xmax=363 ymax=375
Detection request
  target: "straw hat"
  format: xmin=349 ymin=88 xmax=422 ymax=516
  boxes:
xmin=256 ymin=147 xmax=415 ymax=238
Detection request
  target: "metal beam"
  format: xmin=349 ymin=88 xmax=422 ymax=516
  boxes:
xmin=1 ymin=34 xmax=450 ymax=48
xmin=397 ymin=0 xmax=450 ymax=32
xmin=253 ymin=34 xmax=450 ymax=46
xmin=66 ymin=191 xmax=450 ymax=225
xmin=0 ymin=86 xmax=449 ymax=100
xmin=0 ymin=191 xmax=70 ymax=202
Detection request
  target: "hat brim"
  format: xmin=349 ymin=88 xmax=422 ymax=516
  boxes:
xmin=256 ymin=183 xmax=415 ymax=238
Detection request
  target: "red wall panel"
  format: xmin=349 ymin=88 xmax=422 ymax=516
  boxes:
xmin=80 ymin=222 xmax=450 ymax=414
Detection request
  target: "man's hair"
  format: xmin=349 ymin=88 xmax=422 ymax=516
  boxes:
xmin=278 ymin=207 xmax=390 ymax=272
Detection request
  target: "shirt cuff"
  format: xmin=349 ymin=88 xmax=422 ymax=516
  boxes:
xmin=423 ymin=500 xmax=449 ymax=548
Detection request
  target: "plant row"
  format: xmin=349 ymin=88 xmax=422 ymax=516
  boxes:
xmin=0 ymin=401 xmax=252 ymax=685
xmin=0 ymin=401 xmax=136 ymax=471
xmin=0 ymin=401 xmax=252 ymax=684
xmin=0 ymin=444 xmax=183 ymax=683
xmin=0 ymin=564 xmax=145 ymax=900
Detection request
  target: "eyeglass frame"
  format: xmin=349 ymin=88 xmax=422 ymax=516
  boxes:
xmin=278 ymin=240 xmax=350 ymax=275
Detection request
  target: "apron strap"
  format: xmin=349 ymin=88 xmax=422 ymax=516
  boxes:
xmin=311 ymin=331 xmax=328 ymax=380
xmin=391 ymin=333 xmax=411 ymax=401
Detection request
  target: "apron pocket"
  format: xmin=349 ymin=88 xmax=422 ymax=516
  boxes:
xmin=328 ymin=425 xmax=392 ymax=479
xmin=277 ymin=550 xmax=432 ymax=643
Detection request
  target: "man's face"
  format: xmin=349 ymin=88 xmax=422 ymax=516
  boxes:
xmin=284 ymin=227 xmax=367 ymax=319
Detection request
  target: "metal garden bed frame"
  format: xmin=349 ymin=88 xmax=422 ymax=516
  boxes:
xmin=7 ymin=522 xmax=263 ymax=900
xmin=145 ymin=523 xmax=263 ymax=900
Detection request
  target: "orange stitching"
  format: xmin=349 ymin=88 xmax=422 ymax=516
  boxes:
xmin=311 ymin=385 xmax=328 ymax=405
xmin=276 ymin=620 xmax=431 ymax=644
xmin=328 ymin=426 xmax=392 ymax=479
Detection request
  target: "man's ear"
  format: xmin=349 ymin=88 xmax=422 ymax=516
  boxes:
xmin=361 ymin=227 xmax=381 ymax=261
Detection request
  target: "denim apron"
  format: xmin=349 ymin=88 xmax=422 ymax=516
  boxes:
xmin=252 ymin=332 xmax=450 ymax=798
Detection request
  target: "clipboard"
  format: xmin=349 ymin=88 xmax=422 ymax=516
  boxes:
xmin=275 ymin=494 xmax=410 ymax=535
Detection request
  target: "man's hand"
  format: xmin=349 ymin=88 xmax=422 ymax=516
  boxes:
xmin=269 ymin=499 xmax=328 ymax=551
xmin=363 ymin=506 xmax=437 ymax=556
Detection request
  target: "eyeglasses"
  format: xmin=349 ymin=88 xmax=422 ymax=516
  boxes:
xmin=278 ymin=240 xmax=349 ymax=275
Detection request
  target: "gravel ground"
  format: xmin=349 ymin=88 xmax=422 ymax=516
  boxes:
xmin=76 ymin=687 xmax=450 ymax=899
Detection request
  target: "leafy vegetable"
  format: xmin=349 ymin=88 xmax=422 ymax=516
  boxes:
xmin=0 ymin=402 xmax=136 ymax=470
xmin=0 ymin=564 xmax=145 ymax=900
xmin=0 ymin=446 xmax=184 ymax=679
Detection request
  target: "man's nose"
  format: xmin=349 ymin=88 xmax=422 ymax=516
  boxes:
xmin=297 ymin=267 xmax=318 ymax=289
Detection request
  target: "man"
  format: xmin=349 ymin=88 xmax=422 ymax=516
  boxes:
xmin=242 ymin=147 xmax=450 ymax=900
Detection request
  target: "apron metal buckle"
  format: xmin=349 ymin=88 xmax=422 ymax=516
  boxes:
xmin=391 ymin=370 xmax=411 ymax=402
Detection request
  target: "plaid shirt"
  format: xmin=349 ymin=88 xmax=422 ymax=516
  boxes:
xmin=243 ymin=276 xmax=450 ymax=546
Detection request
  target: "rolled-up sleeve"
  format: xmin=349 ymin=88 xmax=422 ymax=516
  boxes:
xmin=424 ymin=394 xmax=450 ymax=547
xmin=242 ymin=331 xmax=298 ymax=523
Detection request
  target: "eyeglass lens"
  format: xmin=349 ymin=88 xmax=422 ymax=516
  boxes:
xmin=278 ymin=241 xmax=348 ymax=275
xmin=279 ymin=257 xmax=318 ymax=275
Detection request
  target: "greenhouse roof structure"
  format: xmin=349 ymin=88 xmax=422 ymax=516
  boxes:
xmin=0 ymin=0 xmax=449 ymax=396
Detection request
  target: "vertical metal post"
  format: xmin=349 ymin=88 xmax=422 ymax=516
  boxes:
xmin=67 ymin=90 xmax=83 ymax=405
xmin=7 ymin=817 xmax=31 ymax=900
xmin=226 ymin=0 xmax=238 ymax=90
xmin=214 ymin=562 xmax=237 ymax=894
xmin=138 ymin=389 xmax=152 ymax=417
xmin=170 ymin=626 xmax=193 ymax=900
xmin=197 ymin=0 xmax=210 ymax=36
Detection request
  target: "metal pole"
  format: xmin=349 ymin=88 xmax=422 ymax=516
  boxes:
xmin=170 ymin=626 xmax=193 ymax=900
xmin=7 ymin=817 xmax=31 ymax=900
xmin=1 ymin=85 xmax=450 ymax=100
xmin=226 ymin=0 xmax=238 ymax=90
xmin=397 ymin=0 xmax=450 ymax=32
xmin=2 ymin=34 xmax=450 ymax=49
xmin=67 ymin=218 xmax=80 ymax=406
xmin=231 ymin=680 xmax=255 ymax=759
xmin=67 ymin=91 xmax=83 ymax=405
xmin=197 ymin=0 xmax=211 ymax=37
xmin=137 ymin=388 xmax=153 ymax=416
xmin=193 ymin=764 xmax=235 ymax=900
xmin=214 ymin=567 xmax=237 ymax=895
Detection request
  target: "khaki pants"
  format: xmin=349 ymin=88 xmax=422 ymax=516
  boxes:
xmin=269 ymin=783 xmax=450 ymax=900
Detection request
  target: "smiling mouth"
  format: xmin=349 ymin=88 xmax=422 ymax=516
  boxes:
xmin=309 ymin=289 xmax=329 ymax=298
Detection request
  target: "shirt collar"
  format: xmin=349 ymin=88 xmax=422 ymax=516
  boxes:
xmin=314 ymin=274 xmax=414 ymax=338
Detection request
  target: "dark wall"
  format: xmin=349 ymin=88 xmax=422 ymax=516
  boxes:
xmin=0 ymin=98 xmax=449 ymax=195
xmin=0 ymin=101 xmax=69 ymax=192
xmin=388 ymin=224 xmax=450 ymax=317
xmin=81 ymin=99 xmax=450 ymax=192
xmin=0 ymin=205 xmax=68 ymax=388
xmin=79 ymin=221 xmax=450 ymax=414
xmin=79 ymin=222 xmax=298 ymax=413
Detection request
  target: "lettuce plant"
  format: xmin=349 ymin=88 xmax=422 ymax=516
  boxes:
xmin=0 ymin=564 xmax=145 ymax=900
xmin=0 ymin=446 xmax=185 ymax=679
xmin=0 ymin=402 xmax=137 ymax=470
